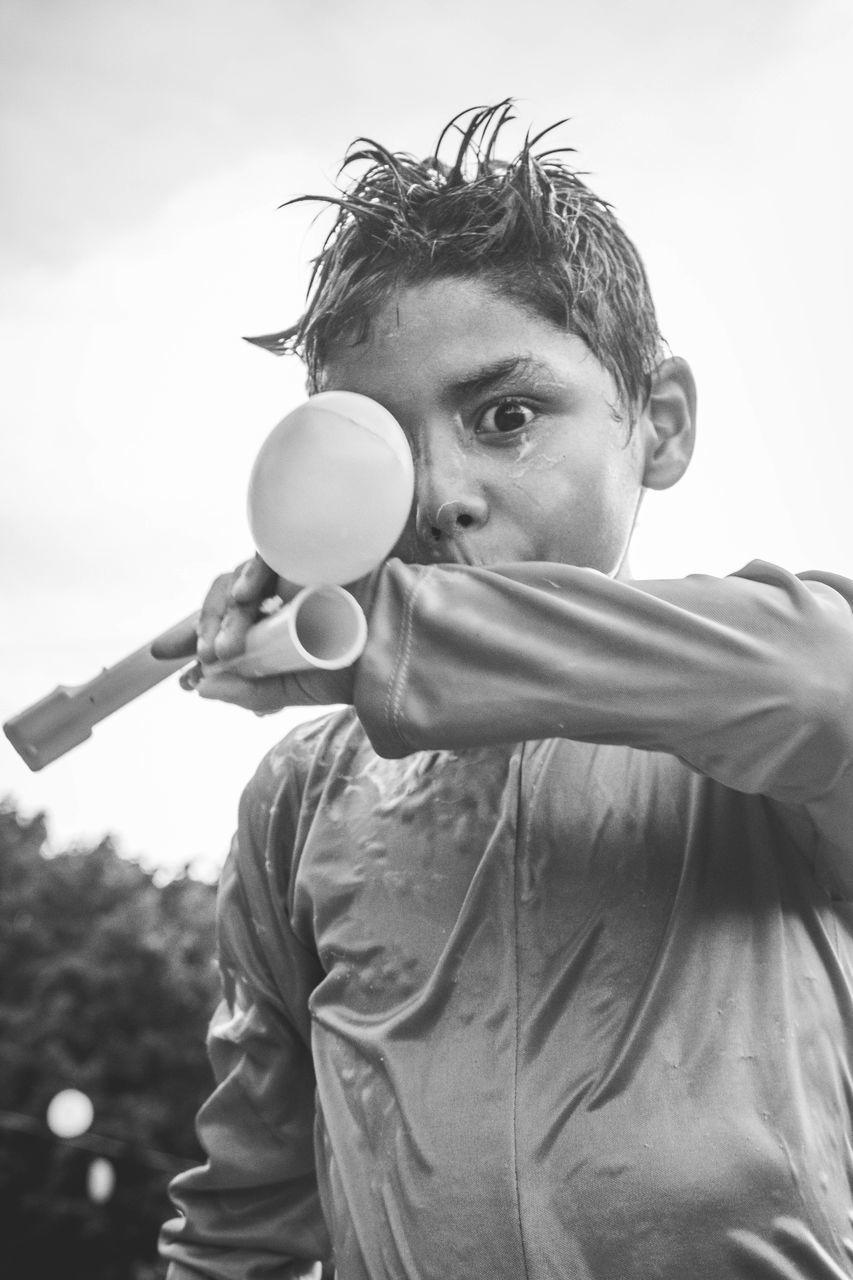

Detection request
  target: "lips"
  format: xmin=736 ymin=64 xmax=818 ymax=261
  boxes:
xmin=391 ymin=522 xmax=509 ymax=568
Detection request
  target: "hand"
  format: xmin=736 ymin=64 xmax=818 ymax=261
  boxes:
xmin=150 ymin=554 xmax=362 ymax=715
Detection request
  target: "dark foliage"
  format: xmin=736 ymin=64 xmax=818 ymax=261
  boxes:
xmin=0 ymin=798 xmax=220 ymax=1279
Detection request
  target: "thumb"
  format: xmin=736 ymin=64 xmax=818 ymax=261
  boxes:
xmin=150 ymin=612 xmax=200 ymax=661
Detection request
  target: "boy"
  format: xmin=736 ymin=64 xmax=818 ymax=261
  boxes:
xmin=156 ymin=103 xmax=853 ymax=1279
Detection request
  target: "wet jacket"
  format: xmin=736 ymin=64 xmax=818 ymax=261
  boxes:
xmin=161 ymin=559 xmax=853 ymax=1280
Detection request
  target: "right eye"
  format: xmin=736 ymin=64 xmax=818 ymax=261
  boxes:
xmin=476 ymin=398 xmax=536 ymax=435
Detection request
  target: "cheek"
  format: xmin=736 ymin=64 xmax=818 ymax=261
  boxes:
xmin=495 ymin=449 xmax=641 ymax=569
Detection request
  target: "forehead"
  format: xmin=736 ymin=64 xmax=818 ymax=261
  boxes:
xmin=319 ymin=276 xmax=610 ymax=405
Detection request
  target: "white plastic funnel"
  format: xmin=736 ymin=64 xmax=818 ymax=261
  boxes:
xmin=247 ymin=391 xmax=414 ymax=586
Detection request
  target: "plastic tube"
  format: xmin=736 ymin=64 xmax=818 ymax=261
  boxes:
xmin=3 ymin=587 xmax=367 ymax=771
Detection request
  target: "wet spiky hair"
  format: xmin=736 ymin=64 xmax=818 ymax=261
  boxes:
xmin=247 ymin=100 xmax=664 ymax=416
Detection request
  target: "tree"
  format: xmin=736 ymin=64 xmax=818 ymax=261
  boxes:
xmin=0 ymin=798 xmax=220 ymax=1278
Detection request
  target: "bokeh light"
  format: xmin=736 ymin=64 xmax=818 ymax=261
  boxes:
xmin=86 ymin=1156 xmax=116 ymax=1204
xmin=45 ymin=1089 xmax=94 ymax=1139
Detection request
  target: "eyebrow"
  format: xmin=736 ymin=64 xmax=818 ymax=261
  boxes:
xmin=445 ymin=355 xmax=559 ymax=400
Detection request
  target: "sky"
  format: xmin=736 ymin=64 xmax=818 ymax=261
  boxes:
xmin=1 ymin=0 xmax=851 ymax=879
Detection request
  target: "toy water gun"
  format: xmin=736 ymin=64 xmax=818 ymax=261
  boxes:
xmin=4 ymin=393 xmax=414 ymax=771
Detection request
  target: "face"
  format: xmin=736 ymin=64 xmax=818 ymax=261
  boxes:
xmin=320 ymin=276 xmax=652 ymax=576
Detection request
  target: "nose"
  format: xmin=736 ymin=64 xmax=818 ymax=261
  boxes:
xmin=412 ymin=440 xmax=490 ymax=547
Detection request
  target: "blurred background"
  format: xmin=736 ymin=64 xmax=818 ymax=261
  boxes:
xmin=1 ymin=0 xmax=850 ymax=1273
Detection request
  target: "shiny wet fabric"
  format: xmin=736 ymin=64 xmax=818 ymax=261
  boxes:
xmin=162 ymin=561 xmax=853 ymax=1279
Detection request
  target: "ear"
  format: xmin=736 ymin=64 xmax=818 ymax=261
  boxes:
xmin=638 ymin=356 xmax=696 ymax=491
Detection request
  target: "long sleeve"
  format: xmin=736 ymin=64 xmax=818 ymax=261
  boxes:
xmin=160 ymin=744 xmax=331 ymax=1280
xmin=356 ymin=558 xmax=853 ymax=893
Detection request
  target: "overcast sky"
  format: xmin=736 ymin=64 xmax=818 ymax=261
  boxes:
xmin=2 ymin=0 xmax=850 ymax=878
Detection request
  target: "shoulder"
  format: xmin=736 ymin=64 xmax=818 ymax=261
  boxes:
xmin=242 ymin=705 xmax=364 ymax=815
xmin=232 ymin=707 xmax=365 ymax=895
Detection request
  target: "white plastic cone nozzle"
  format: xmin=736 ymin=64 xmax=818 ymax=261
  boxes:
xmin=210 ymin=585 xmax=368 ymax=679
xmin=247 ymin=391 xmax=415 ymax=586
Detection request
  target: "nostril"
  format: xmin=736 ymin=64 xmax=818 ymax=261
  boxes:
xmin=423 ymin=500 xmax=486 ymax=541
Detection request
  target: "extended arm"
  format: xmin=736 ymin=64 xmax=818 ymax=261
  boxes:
xmin=355 ymin=558 xmax=853 ymax=888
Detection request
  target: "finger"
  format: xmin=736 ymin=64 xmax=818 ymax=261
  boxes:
xmin=194 ymin=671 xmax=290 ymax=714
xmin=179 ymin=662 xmax=203 ymax=691
xmin=150 ymin=612 xmax=200 ymax=661
xmin=196 ymin=573 xmax=239 ymax=665
xmin=272 ymin=576 xmax=305 ymax=607
xmin=230 ymin=554 xmax=278 ymax=606
xmin=213 ymin=598 xmax=264 ymax=663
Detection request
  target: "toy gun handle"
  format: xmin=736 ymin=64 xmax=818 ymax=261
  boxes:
xmin=3 ymin=585 xmax=367 ymax=771
xmin=3 ymin=615 xmax=199 ymax=772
